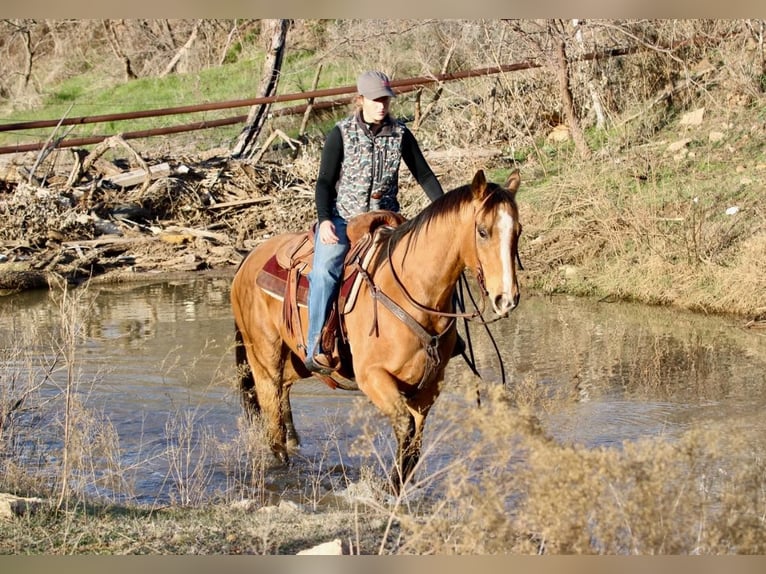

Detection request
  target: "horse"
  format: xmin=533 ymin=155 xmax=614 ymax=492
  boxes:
xmin=230 ymin=169 xmax=522 ymax=493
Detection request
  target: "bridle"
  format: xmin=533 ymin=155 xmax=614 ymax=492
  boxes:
xmin=385 ymin=189 xmax=521 ymax=326
xmin=352 ymin=191 xmax=522 ymax=392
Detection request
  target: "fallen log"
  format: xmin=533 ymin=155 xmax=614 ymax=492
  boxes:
xmin=0 ymin=268 xmax=51 ymax=293
xmin=104 ymin=162 xmax=171 ymax=188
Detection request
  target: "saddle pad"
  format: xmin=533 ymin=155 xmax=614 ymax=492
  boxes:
xmin=256 ymin=252 xmax=362 ymax=309
xmin=256 ymin=254 xmax=310 ymax=306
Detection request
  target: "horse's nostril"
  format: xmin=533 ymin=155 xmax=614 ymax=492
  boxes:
xmin=495 ymin=294 xmax=512 ymax=313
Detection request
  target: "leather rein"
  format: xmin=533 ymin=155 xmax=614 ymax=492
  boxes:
xmin=351 ymin=197 xmax=521 ymax=393
xmin=384 ymin=191 xmax=521 ymax=326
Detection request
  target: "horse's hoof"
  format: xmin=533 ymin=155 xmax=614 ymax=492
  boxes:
xmin=286 ymin=435 xmax=300 ymax=452
xmin=272 ymin=447 xmax=290 ymax=465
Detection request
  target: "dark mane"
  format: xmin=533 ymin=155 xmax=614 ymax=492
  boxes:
xmin=372 ymin=183 xmax=471 ymax=270
xmin=372 ymin=180 xmax=517 ymax=270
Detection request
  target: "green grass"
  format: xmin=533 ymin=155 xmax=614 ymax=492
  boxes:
xmin=0 ymin=52 xmax=363 ymax=151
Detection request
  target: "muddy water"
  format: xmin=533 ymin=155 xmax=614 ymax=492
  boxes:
xmin=1 ymin=277 xmax=764 ymax=505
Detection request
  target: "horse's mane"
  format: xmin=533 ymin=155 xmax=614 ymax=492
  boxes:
xmin=372 ymin=180 xmax=517 ymax=271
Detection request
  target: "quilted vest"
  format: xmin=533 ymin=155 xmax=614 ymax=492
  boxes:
xmin=334 ymin=113 xmax=405 ymax=220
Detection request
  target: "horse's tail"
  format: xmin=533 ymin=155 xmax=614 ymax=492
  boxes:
xmin=234 ymin=320 xmax=260 ymax=420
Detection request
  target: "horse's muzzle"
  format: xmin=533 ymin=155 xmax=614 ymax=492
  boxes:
xmin=493 ymin=292 xmax=520 ymax=316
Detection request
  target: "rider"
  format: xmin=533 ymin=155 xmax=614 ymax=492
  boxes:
xmin=304 ymin=70 xmax=445 ymax=373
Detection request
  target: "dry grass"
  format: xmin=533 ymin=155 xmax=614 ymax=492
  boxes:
xmin=2 ymin=312 xmax=766 ymax=553
xmin=515 ymin=100 xmax=766 ymax=319
xmin=387 ymin=386 xmax=766 ymax=555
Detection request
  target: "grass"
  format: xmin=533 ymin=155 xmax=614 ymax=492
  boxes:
xmin=0 ymin=51 xmax=365 ymax=152
xmin=509 ymin=96 xmax=766 ymax=317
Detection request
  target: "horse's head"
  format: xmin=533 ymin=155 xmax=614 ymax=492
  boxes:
xmin=469 ymin=169 xmax=523 ymax=317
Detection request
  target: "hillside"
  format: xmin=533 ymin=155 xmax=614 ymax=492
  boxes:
xmin=0 ymin=19 xmax=764 ymax=321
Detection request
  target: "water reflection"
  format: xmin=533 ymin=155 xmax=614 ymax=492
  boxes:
xmin=486 ymin=294 xmax=766 ymax=446
xmin=1 ymin=278 xmax=764 ymax=504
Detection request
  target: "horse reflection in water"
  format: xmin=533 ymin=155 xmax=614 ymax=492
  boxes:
xmin=230 ymin=169 xmax=523 ymax=493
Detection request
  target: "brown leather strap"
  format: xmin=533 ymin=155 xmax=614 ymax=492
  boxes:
xmin=356 ymin=262 xmax=454 ymax=394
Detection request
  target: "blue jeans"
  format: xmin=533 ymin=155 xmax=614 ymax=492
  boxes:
xmin=306 ymin=215 xmax=349 ymax=358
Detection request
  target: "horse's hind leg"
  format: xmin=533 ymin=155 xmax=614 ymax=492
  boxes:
xmin=281 ymin=385 xmax=300 ymax=450
xmin=235 ymin=325 xmax=260 ymax=420
xmin=253 ymin=361 xmax=293 ymax=464
xmin=235 ymin=326 xmax=293 ymax=463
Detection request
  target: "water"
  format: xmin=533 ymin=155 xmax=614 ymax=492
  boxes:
xmin=1 ymin=276 xmax=765 ymax=505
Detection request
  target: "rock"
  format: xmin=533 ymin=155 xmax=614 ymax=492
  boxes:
xmin=296 ymin=538 xmax=344 ymax=555
xmin=0 ymin=493 xmax=45 ymax=520
xmin=666 ymin=138 xmax=692 ymax=153
xmin=680 ymin=107 xmax=705 ymax=126
xmin=277 ymin=500 xmax=304 ymax=513
xmin=709 ymin=131 xmax=725 ymax=143
xmin=230 ymin=499 xmax=260 ymax=512
xmin=546 ymin=124 xmax=571 ymax=143
xmin=559 ymin=264 xmax=580 ymax=279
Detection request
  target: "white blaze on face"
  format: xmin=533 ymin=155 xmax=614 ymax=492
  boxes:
xmin=497 ymin=209 xmax=515 ymax=309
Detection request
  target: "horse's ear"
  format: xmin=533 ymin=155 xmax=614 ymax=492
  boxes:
xmin=505 ymin=169 xmax=521 ymax=194
xmin=471 ymin=170 xmax=487 ymax=199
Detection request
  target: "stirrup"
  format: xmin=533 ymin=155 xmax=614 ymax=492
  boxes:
xmin=304 ymin=353 xmax=337 ymax=375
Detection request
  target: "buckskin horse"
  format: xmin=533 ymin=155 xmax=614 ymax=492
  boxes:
xmin=230 ymin=169 xmax=522 ymax=492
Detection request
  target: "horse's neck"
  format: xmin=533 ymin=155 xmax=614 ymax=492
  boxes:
xmin=384 ymin=228 xmax=466 ymax=312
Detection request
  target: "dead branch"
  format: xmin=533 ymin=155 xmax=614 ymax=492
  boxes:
xmin=251 ymin=129 xmax=301 ymax=165
xmin=299 ymin=63 xmax=323 ymax=136
xmin=81 ymin=134 xmax=152 ymax=194
xmin=230 ymin=19 xmax=290 ymax=159
xmin=160 ymin=20 xmax=201 ymax=77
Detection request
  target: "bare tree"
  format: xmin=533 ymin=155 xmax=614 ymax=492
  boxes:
xmin=745 ymin=19 xmax=765 ymax=92
xmin=230 ymin=19 xmax=290 ymax=160
xmin=3 ymin=20 xmax=40 ymax=91
xmin=549 ymin=20 xmax=592 ymax=160
xmin=572 ymin=19 xmax=606 ymax=130
xmin=504 ymin=19 xmax=592 ymax=160
xmin=161 ymin=20 xmax=201 ymax=77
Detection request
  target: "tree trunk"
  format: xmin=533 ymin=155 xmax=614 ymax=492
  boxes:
xmin=572 ymin=19 xmax=605 ymax=130
xmin=552 ymin=22 xmax=591 ymax=160
xmin=19 ymin=25 xmax=33 ymax=89
xmin=219 ymin=20 xmax=240 ymax=65
xmin=230 ymin=19 xmax=290 ymax=160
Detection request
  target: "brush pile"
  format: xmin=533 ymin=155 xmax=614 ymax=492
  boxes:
xmin=0 ymin=139 xmax=319 ymax=292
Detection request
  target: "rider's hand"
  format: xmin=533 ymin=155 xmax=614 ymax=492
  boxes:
xmin=318 ymin=220 xmax=339 ymax=244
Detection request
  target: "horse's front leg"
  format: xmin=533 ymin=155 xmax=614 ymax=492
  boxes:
xmin=391 ymin=412 xmax=419 ymax=492
xmin=281 ymin=383 xmax=300 ymax=452
xmin=358 ymin=368 xmax=420 ymax=494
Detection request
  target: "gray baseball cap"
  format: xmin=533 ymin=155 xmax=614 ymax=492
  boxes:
xmin=356 ymin=71 xmax=396 ymax=99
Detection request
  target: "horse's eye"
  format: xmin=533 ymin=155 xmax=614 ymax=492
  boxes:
xmin=477 ymin=226 xmax=489 ymax=240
